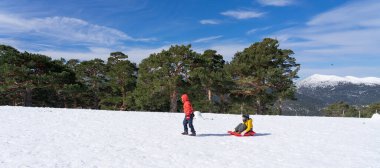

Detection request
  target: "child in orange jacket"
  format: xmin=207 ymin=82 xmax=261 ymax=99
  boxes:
xmin=181 ymin=94 xmax=196 ymax=136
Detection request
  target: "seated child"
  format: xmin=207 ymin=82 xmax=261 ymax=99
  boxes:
xmin=234 ymin=114 xmax=253 ymax=136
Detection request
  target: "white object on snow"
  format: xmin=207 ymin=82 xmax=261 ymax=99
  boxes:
xmin=371 ymin=113 xmax=380 ymax=120
xmin=193 ymin=111 xmax=204 ymax=120
xmin=0 ymin=106 xmax=379 ymax=168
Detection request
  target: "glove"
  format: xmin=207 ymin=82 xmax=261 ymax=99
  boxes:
xmin=186 ymin=115 xmax=190 ymax=120
xmin=240 ymin=131 xmax=247 ymax=136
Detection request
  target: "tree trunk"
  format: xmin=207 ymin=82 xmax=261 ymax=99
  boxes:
xmin=24 ymin=88 xmax=32 ymax=107
xmin=74 ymin=98 xmax=78 ymax=108
xmin=121 ymin=86 xmax=127 ymax=110
xmin=207 ymin=89 xmax=212 ymax=101
xmin=256 ymin=99 xmax=262 ymax=115
xmin=277 ymin=98 xmax=283 ymax=115
xmin=64 ymin=96 xmax=68 ymax=108
xmin=170 ymin=90 xmax=178 ymax=112
xmin=220 ymin=94 xmax=225 ymax=113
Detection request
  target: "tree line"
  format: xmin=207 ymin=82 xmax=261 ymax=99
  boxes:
xmin=323 ymin=101 xmax=380 ymax=118
xmin=0 ymin=38 xmax=300 ymax=115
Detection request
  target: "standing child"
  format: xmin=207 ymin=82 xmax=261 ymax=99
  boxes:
xmin=181 ymin=94 xmax=196 ymax=136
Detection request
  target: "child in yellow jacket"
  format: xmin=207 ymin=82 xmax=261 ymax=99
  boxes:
xmin=234 ymin=114 xmax=253 ymax=136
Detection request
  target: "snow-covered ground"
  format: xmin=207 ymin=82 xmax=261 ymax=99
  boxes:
xmin=0 ymin=106 xmax=379 ymax=168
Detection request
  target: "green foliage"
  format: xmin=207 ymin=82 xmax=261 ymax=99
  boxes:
xmin=0 ymin=45 xmax=76 ymax=106
xmin=1 ymin=39 xmax=302 ymax=115
xmin=229 ymin=38 xmax=300 ymax=115
xmin=323 ymin=101 xmax=358 ymax=117
xmin=133 ymin=45 xmax=197 ymax=112
xmin=102 ymin=52 xmax=137 ymax=110
xmin=360 ymin=102 xmax=380 ymax=118
xmin=190 ymin=50 xmax=228 ymax=112
xmin=75 ymin=59 xmax=107 ymax=108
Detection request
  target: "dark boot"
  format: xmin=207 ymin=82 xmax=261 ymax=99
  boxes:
xmin=189 ymin=132 xmax=196 ymax=136
xmin=181 ymin=132 xmax=188 ymax=135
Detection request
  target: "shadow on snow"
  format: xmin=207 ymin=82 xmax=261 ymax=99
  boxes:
xmin=197 ymin=133 xmax=271 ymax=137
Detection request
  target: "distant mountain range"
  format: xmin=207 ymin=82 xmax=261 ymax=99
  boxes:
xmin=283 ymin=74 xmax=380 ymax=116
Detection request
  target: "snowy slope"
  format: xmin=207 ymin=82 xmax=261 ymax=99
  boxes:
xmin=1 ymin=106 xmax=379 ymax=168
xmin=297 ymin=74 xmax=380 ymax=88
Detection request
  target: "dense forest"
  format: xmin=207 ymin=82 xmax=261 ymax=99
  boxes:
xmin=0 ymin=38 xmax=301 ymax=115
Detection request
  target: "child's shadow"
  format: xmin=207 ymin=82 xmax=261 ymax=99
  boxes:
xmin=198 ymin=133 xmax=271 ymax=137
xmin=254 ymin=133 xmax=271 ymax=137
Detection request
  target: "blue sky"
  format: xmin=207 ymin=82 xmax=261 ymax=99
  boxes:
xmin=1 ymin=0 xmax=379 ymax=79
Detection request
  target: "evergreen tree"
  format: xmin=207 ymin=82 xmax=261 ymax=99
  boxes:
xmin=134 ymin=45 xmax=197 ymax=112
xmin=0 ymin=45 xmax=76 ymax=107
xmin=190 ymin=49 xmax=227 ymax=112
xmin=360 ymin=102 xmax=380 ymax=118
xmin=76 ymin=59 xmax=107 ymax=109
xmin=323 ymin=101 xmax=358 ymax=117
xmin=229 ymin=38 xmax=300 ymax=115
xmin=103 ymin=52 xmax=137 ymax=110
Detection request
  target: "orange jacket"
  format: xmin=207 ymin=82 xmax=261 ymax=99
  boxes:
xmin=181 ymin=94 xmax=193 ymax=117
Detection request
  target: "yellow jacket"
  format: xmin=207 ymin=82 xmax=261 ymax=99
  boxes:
xmin=243 ymin=118 xmax=253 ymax=132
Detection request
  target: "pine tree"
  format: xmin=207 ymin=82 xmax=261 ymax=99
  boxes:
xmin=229 ymin=38 xmax=300 ymax=115
xmin=104 ymin=52 xmax=137 ymax=110
xmin=134 ymin=45 xmax=197 ymax=112
xmin=190 ymin=49 xmax=226 ymax=112
xmin=76 ymin=59 xmax=107 ymax=109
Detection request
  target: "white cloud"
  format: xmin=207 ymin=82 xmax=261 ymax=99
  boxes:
xmin=0 ymin=13 xmax=155 ymax=46
xmin=200 ymin=19 xmax=220 ymax=25
xmin=36 ymin=45 xmax=170 ymax=63
xmin=246 ymin=26 xmax=271 ymax=35
xmin=257 ymin=0 xmax=294 ymax=6
xmin=221 ymin=10 xmax=264 ymax=20
xmin=273 ymin=0 xmax=380 ymax=58
xmin=38 ymin=48 xmax=113 ymax=61
xmin=269 ymin=0 xmax=380 ymax=78
xmin=193 ymin=35 xmax=223 ymax=43
xmin=193 ymin=43 xmax=248 ymax=61
xmin=124 ymin=46 xmax=170 ymax=63
xmin=246 ymin=29 xmax=258 ymax=35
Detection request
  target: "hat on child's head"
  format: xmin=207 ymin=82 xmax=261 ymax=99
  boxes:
xmin=242 ymin=114 xmax=249 ymax=119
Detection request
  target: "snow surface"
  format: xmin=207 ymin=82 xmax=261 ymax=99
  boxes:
xmin=297 ymin=74 xmax=380 ymax=88
xmin=1 ymin=106 xmax=379 ymax=168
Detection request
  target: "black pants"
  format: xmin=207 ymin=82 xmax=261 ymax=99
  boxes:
xmin=234 ymin=123 xmax=247 ymax=133
xmin=183 ymin=114 xmax=196 ymax=133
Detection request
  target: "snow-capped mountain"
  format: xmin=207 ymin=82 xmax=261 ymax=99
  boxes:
xmin=297 ymin=74 xmax=380 ymax=88
xmin=283 ymin=74 xmax=380 ymax=116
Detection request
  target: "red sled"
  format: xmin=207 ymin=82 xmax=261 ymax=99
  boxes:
xmin=228 ymin=131 xmax=256 ymax=137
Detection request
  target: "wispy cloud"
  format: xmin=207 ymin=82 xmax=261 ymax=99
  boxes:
xmin=246 ymin=26 xmax=271 ymax=35
xmin=38 ymin=45 xmax=169 ymax=63
xmin=246 ymin=29 xmax=258 ymax=35
xmin=257 ymin=0 xmax=294 ymax=6
xmin=200 ymin=19 xmax=220 ymax=25
xmin=0 ymin=13 xmax=155 ymax=46
xmin=275 ymin=0 xmax=380 ymax=56
xmin=270 ymin=0 xmax=380 ymax=77
xmin=193 ymin=35 xmax=223 ymax=43
xmin=38 ymin=47 xmax=114 ymax=61
xmin=221 ymin=10 xmax=264 ymax=20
